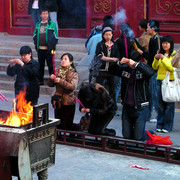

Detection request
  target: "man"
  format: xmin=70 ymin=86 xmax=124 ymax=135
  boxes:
xmin=137 ymin=20 xmax=161 ymax=122
xmin=7 ymin=46 xmax=40 ymax=106
xmin=33 ymin=7 xmax=58 ymax=85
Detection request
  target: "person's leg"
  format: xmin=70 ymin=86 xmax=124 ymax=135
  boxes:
xmin=115 ymin=76 xmax=121 ymax=102
xmin=122 ymin=105 xmax=134 ymax=139
xmin=31 ymin=9 xmax=38 ymax=27
xmin=38 ymin=49 xmax=46 ymax=83
xmin=55 ymin=107 xmax=64 ymax=129
xmin=46 ymin=50 xmax=54 ymax=76
xmin=49 ymin=12 xmax=58 ymax=31
xmin=96 ymin=72 xmax=105 ymax=86
xmin=163 ymin=102 xmax=175 ymax=132
xmin=156 ymin=80 xmax=166 ymax=130
xmin=133 ymin=105 xmax=149 ymax=141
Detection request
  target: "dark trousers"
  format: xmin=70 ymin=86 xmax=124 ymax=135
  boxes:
xmin=55 ymin=105 xmax=80 ymax=131
xmin=88 ymin=111 xmax=115 ymax=135
xmin=38 ymin=49 xmax=54 ymax=82
xmin=96 ymin=71 xmax=116 ymax=108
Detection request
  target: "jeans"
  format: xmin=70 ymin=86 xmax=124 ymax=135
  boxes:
xmin=156 ymin=80 xmax=175 ymax=131
xmin=122 ymin=104 xmax=149 ymax=141
xmin=38 ymin=49 xmax=54 ymax=82
xmin=50 ymin=12 xmax=58 ymax=31
xmin=31 ymin=9 xmax=41 ymax=27
xmin=115 ymin=76 xmax=121 ymax=102
xmin=148 ymin=73 xmax=158 ymax=120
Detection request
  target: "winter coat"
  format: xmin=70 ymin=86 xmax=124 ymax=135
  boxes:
xmin=44 ymin=0 xmax=60 ymax=12
xmin=7 ymin=58 xmax=40 ymax=101
xmin=47 ymin=67 xmax=78 ymax=106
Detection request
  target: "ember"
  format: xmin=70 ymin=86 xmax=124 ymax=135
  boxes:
xmin=0 ymin=90 xmax=33 ymax=126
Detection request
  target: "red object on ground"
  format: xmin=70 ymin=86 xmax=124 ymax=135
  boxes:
xmin=146 ymin=130 xmax=173 ymax=145
xmin=0 ymin=92 xmax=8 ymax=102
xmin=129 ymin=164 xmax=149 ymax=170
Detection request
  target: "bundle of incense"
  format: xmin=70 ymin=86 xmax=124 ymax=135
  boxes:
xmin=51 ymin=50 xmax=56 ymax=75
xmin=74 ymin=97 xmax=85 ymax=108
xmin=131 ymin=40 xmax=138 ymax=50
xmin=0 ymin=92 xmax=8 ymax=102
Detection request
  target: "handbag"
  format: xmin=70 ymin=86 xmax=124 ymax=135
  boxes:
xmin=89 ymin=55 xmax=102 ymax=77
xmin=80 ymin=113 xmax=92 ymax=131
xmin=161 ymin=70 xmax=180 ymax=102
xmin=51 ymin=95 xmax=62 ymax=109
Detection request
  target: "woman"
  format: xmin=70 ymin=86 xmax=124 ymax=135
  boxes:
xmin=48 ymin=53 xmax=80 ymax=130
xmin=152 ymin=35 xmax=176 ymax=133
xmin=78 ymin=83 xmax=116 ymax=136
xmin=95 ymin=26 xmax=120 ymax=106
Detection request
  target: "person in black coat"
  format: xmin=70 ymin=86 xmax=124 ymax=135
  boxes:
xmin=78 ymin=83 xmax=116 ymax=136
xmin=7 ymin=46 xmax=40 ymax=106
xmin=28 ymin=0 xmax=44 ymax=27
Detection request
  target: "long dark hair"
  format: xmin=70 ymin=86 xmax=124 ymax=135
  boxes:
xmin=60 ymin=53 xmax=76 ymax=71
xmin=159 ymin=35 xmax=174 ymax=57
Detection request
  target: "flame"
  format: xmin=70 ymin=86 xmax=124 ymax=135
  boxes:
xmin=0 ymin=90 xmax=33 ymax=126
xmin=51 ymin=50 xmax=56 ymax=55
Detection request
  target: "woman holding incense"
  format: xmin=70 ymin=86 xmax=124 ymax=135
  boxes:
xmin=78 ymin=83 xmax=116 ymax=136
xmin=48 ymin=53 xmax=80 ymax=130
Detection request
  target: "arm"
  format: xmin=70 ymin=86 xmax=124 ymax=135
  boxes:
xmin=23 ymin=62 xmax=39 ymax=77
xmin=161 ymin=56 xmax=176 ymax=72
xmin=152 ymin=55 xmax=160 ymax=70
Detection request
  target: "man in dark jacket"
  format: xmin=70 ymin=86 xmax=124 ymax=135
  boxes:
xmin=33 ymin=7 xmax=58 ymax=85
xmin=44 ymin=0 xmax=60 ymax=30
xmin=109 ymin=51 xmax=154 ymax=141
xmin=7 ymin=46 xmax=40 ymax=106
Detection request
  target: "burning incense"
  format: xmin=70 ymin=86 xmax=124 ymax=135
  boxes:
xmin=0 ymin=92 xmax=8 ymax=102
xmin=131 ymin=41 xmax=138 ymax=50
xmin=51 ymin=50 xmax=56 ymax=75
xmin=74 ymin=97 xmax=85 ymax=108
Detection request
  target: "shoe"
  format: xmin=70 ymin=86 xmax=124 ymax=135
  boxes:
xmin=162 ymin=129 xmax=169 ymax=133
xmin=156 ymin=129 xmax=162 ymax=132
xmin=150 ymin=119 xmax=157 ymax=123
xmin=38 ymin=82 xmax=44 ymax=86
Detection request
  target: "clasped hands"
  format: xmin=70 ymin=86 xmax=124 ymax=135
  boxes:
xmin=155 ymin=53 xmax=164 ymax=60
xmin=50 ymin=74 xmax=60 ymax=83
xmin=9 ymin=59 xmax=24 ymax=67
xmin=120 ymin=57 xmax=136 ymax=69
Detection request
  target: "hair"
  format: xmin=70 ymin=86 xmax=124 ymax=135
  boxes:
xmin=60 ymin=53 xmax=76 ymax=71
xmin=149 ymin=20 xmax=160 ymax=32
xmin=129 ymin=50 xmax=141 ymax=62
xmin=139 ymin=19 xmax=148 ymax=30
xmin=120 ymin=23 xmax=134 ymax=39
xmin=103 ymin=15 xmax=113 ymax=29
xmin=159 ymin=35 xmax=174 ymax=57
xmin=40 ymin=7 xmax=49 ymax=15
xmin=19 ymin=46 xmax=32 ymax=58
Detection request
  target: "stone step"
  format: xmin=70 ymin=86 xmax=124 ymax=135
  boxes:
xmin=0 ymin=47 xmax=87 ymax=61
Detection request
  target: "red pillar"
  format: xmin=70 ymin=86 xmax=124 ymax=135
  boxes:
xmin=0 ymin=0 xmax=5 ymax=32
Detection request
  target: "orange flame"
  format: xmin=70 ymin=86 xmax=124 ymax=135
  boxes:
xmin=0 ymin=90 xmax=33 ymax=126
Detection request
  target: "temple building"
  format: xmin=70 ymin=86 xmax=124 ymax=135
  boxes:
xmin=0 ymin=0 xmax=180 ymax=42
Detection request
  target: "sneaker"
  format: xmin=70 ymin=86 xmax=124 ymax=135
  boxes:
xmin=150 ymin=119 xmax=157 ymax=123
xmin=162 ymin=129 xmax=169 ymax=133
xmin=156 ymin=129 xmax=162 ymax=132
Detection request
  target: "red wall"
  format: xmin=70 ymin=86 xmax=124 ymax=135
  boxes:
xmin=0 ymin=0 xmax=5 ymax=32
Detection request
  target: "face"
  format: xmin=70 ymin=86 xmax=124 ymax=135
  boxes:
xmin=40 ymin=11 xmax=49 ymax=22
xmin=21 ymin=53 xmax=31 ymax=63
xmin=147 ymin=23 xmax=154 ymax=35
xmin=162 ymin=42 xmax=171 ymax=52
xmin=61 ymin=55 xmax=72 ymax=68
xmin=103 ymin=31 xmax=113 ymax=42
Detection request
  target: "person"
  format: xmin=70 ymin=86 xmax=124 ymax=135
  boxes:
xmin=33 ymin=7 xmax=58 ymax=85
xmin=138 ymin=19 xmax=151 ymax=53
xmin=137 ymin=20 xmax=161 ymax=122
xmin=7 ymin=46 xmax=39 ymax=106
xmin=44 ymin=0 xmax=60 ymax=30
xmin=152 ymin=35 xmax=176 ymax=133
xmin=95 ymin=26 xmax=120 ymax=106
xmin=78 ymin=83 xmax=116 ymax=136
xmin=109 ymin=51 xmax=155 ymax=141
xmin=28 ymin=0 xmax=43 ymax=27
xmin=87 ymin=15 xmax=113 ymax=83
xmin=47 ymin=53 xmax=80 ymax=131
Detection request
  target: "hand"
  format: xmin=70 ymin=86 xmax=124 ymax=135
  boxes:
xmin=54 ymin=78 xmax=60 ymax=83
xmin=128 ymin=59 xmax=136 ymax=69
xmin=81 ymin=108 xmax=90 ymax=113
xmin=159 ymin=54 xmax=164 ymax=59
xmin=9 ymin=59 xmax=15 ymax=67
xmin=50 ymin=74 xmax=56 ymax=80
xmin=137 ymin=48 xmax=143 ymax=55
xmin=112 ymin=58 xmax=119 ymax=62
xmin=10 ymin=59 xmax=24 ymax=67
xmin=120 ymin=57 xmax=130 ymax=64
xmin=155 ymin=54 xmax=161 ymax=60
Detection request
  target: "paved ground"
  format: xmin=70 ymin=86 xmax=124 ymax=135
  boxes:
xmin=1 ymin=90 xmax=180 ymax=180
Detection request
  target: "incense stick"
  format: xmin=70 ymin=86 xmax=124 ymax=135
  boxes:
xmin=74 ymin=97 xmax=85 ymax=108
xmin=0 ymin=92 xmax=8 ymax=102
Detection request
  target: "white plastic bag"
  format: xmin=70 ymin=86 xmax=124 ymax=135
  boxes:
xmin=161 ymin=71 xmax=180 ymax=102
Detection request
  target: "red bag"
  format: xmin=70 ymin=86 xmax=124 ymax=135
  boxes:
xmin=146 ymin=130 xmax=173 ymax=145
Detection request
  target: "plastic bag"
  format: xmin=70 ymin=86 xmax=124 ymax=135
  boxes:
xmin=146 ymin=130 xmax=173 ymax=145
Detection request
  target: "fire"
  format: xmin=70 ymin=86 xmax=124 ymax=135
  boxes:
xmin=0 ymin=90 xmax=33 ymax=126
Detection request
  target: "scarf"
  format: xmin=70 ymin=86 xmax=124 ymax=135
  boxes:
xmin=57 ymin=66 xmax=73 ymax=80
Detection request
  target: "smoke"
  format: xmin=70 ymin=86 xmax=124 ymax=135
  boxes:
xmin=120 ymin=23 xmax=135 ymax=40
xmin=113 ymin=7 xmax=127 ymax=26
